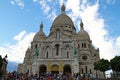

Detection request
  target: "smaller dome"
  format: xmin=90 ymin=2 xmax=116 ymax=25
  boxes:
xmin=78 ymin=21 xmax=90 ymax=40
xmin=33 ymin=32 xmax=46 ymax=41
xmin=33 ymin=22 xmax=46 ymax=41
xmin=78 ymin=30 xmax=90 ymax=40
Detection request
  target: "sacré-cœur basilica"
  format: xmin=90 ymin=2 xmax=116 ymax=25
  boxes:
xmin=17 ymin=4 xmax=102 ymax=77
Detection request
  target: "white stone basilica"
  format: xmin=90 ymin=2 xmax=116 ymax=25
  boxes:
xmin=18 ymin=4 xmax=101 ymax=76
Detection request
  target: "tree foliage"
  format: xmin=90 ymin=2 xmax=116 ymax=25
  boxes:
xmin=94 ymin=58 xmax=110 ymax=72
xmin=0 ymin=55 xmax=3 ymax=69
xmin=94 ymin=58 xmax=110 ymax=78
xmin=110 ymin=56 xmax=120 ymax=72
xmin=0 ymin=55 xmax=3 ymax=76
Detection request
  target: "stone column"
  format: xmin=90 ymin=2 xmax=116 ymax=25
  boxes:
xmin=47 ymin=61 xmax=51 ymax=74
xmin=59 ymin=61 xmax=63 ymax=74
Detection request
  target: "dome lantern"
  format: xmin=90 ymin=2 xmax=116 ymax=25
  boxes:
xmin=80 ymin=20 xmax=84 ymax=30
xmin=61 ymin=3 xmax=65 ymax=13
xmin=40 ymin=22 xmax=43 ymax=32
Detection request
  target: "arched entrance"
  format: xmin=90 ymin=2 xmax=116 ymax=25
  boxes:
xmin=39 ymin=65 xmax=46 ymax=76
xmin=51 ymin=65 xmax=59 ymax=74
xmin=63 ymin=64 xmax=71 ymax=75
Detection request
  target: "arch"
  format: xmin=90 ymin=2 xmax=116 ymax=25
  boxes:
xmin=43 ymin=44 xmax=52 ymax=58
xmin=63 ymin=64 xmax=71 ymax=74
xmin=56 ymin=28 xmax=60 ymax=39
xmin=39 ymin=65 xmax=47 ymax=76
xmin=63 ymin=44 xmax=72 ymax=49
xmin=51 ymin=65 xmax=59 ymax=74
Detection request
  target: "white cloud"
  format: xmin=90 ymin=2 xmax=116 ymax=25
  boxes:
xmin=0 ymin=31 xmax=35 ymax=63
xmin=116 ymin=37 xmax=120 ymax=47
xmin=10 ymin=0 xmax=24 ymax=9
xmin=39 ymin=0 xmax=51 ymax=14
xmin=32 ymin=0 xmax=120 ymax=60
xmin=5 ymin=0 xmax=120 ymax=64
xmin=14 ymin=30 xmax=26 ymax=41
xmin=10 ymin=1 xmax=15 ymax=5
xmin=58 ymin=0 xmax=64 ymax=6
xmin=47 ymin=10 xmax=57 ymax=21
xmin=64 ymin=0 xmax=120 ymax=60
xmin=33 ymin=0 xmax=57 ymax=21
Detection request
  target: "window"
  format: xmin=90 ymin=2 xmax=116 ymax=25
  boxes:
xmin=82 ymin=55 xmax=87 ymax=60
xmin=56 ymin=29 xmax=60 ymax=40
xmin=31 ymin=45 xmax=33 ymax=50
xmin=46 ymin=51 xmax=48 ymax=58
xmin=88 ymin=44 xmax=91 ymax=48
xmin=67 ymin=51 xmax=69 ymax=58
xmin=90 ymin=69 xmax=92 ymax=74
xmin=85 ymin=66 xmax=88 ymax=74
xmin=35 ymin=44 xmax=38 ymax=48
xmin=82 ymin=43 xmax=86 ymax=48
xmin=55 ymin=44 xmax=59 ymax=55
xmin=78 ymin=44 xmax=80 ymax=48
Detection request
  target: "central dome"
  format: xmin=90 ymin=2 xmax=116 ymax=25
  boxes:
xmin=50 ymin=4 xmax=76 ymax=34
xmin=52 ymin=4 xmax=74 ymax=26
xmin=52 ymin=13 xmax=74 ymax=26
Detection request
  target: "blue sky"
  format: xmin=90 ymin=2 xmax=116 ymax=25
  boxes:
xmin=0 ymin=0 xmax=120 ymax=72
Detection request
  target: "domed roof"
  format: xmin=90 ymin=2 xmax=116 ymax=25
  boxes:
xmin=33 ymin=32 xmax=46 ymax=41
xmin=52 ymin=4 xmax=74 ymax=26
xmin=78 ymin=21 xmax=90 ymax=40
xmin=52 ymin=14 xmax=74 ymax=26
xmin=33 ymin=22 xmax=46 ymax=41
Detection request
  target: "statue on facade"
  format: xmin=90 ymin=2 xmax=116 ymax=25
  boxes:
xmin=73 ymin=46 xmax=79 ymax=73
xmin=34 ymin=47 xmax=39 ymax=58
xmin=74 ymin=47 xmax=78 ymax=56
xmin=32 ymin=47 xmax=39 ymax=75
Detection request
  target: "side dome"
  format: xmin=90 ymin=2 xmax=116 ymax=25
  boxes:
xmin=78 ymin=21 xmax=90 ymax=40
xmin=33 ymin=22 xmax=46 ymax=41
xmin=33 ymin=32 xmax=46 ymax=41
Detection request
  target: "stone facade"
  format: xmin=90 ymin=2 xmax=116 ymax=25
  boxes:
xmin=18 ymin=4 xmax=101 ymax=76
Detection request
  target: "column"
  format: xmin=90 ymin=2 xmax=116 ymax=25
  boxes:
xmin=47 ymin=61 xmax=51 ymax=74
xmin=59 ymin=61 xmax=63 ymax=74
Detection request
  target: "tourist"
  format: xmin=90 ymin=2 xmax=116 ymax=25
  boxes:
xmin=81 ymin=74 xmax=88 ymax=80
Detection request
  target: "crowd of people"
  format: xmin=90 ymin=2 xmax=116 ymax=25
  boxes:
xmin=2 ymin=72 xmax=90 ymax=80
xmin=0 ymin=54 xmax=90 ymax=80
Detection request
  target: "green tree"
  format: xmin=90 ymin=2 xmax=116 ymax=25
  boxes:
xmin=0 ymin=55 xmax=3 ymax=77
xmin=110 ymin=56 xmax=120 ymax=78
xmin=110 ymin=56 xmax=120 ymax=72
xmin=94 ymin=58 xmax=110 ymax=78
